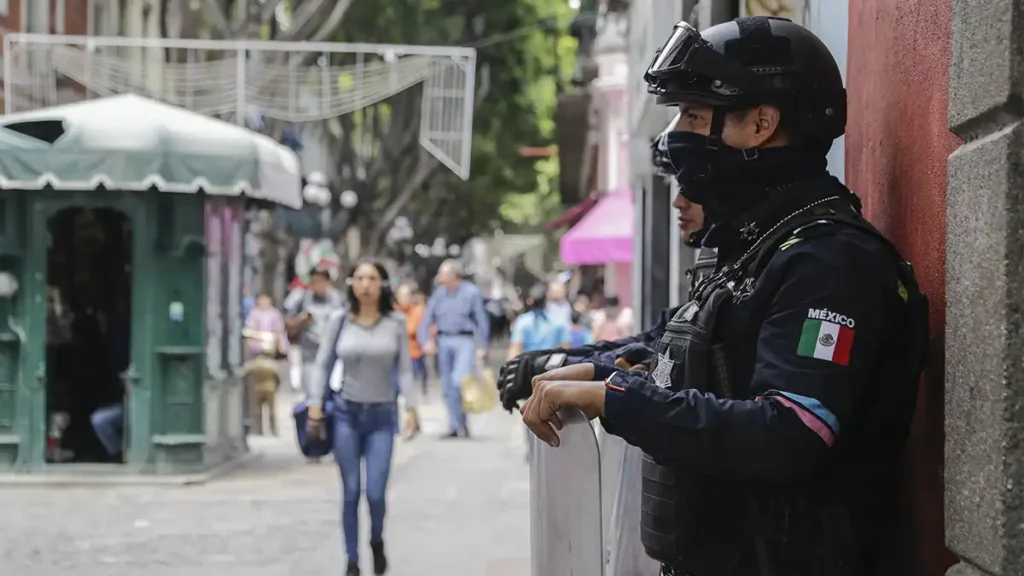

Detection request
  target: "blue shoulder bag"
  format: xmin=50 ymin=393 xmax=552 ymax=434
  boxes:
xmin=293 ymin=310 xmax=347 ymax=458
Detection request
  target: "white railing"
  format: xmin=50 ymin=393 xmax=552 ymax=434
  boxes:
xmin=1 ymin=34 xmax=477 ymax=180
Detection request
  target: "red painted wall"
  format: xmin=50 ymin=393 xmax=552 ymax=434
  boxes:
xmin=846 ymin=0 xmax=959 ymax=574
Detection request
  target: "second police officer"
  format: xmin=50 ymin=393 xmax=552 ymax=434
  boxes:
xmin=520 ymin=16 xmax=929 ymax=576
xmin=497 ymin=113 xmax=715 ymax=409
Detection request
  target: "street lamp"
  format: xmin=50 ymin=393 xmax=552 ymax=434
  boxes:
xmin=340 ymin=189 xmax=359 ymax=210
xmin=388 ymin=216 xmax=414 ymax=244
xmin=430 ymin=238 xmax=447 ymax=258
xmin=303 ymin=171 xmax=331 ymax=207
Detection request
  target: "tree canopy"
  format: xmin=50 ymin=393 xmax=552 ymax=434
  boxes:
xmin=316 ymin=0 xmax=577 ymax=257
xmin=191 ymin=0 xmax=576 ymax=260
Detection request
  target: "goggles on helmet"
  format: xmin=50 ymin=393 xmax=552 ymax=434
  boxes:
xmin=644 ymin=21 xmax=784 ymax=105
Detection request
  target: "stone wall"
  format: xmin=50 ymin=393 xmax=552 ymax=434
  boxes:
xmin=945 ymin=1 xmax=1024 ymax=574
xmin=846 ymin=0 xmax=960 ymax=572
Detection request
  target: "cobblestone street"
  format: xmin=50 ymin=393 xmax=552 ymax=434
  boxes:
xmin=0 ymin=386 xmax=531 ymax=576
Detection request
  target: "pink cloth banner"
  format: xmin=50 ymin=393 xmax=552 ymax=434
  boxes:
xmin=559 ymin=189 xmax=633 ymax=265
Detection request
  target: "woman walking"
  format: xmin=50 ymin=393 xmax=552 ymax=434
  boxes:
xmin=305 ymin=261 xmax=418 ymax=576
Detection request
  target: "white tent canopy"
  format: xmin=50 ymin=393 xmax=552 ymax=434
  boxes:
xmin=0 ymin=94 xmax=302 ymax=208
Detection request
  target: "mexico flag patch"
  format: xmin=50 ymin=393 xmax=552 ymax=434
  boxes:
xmin=797 ymin=309 xmax=855 ymax=366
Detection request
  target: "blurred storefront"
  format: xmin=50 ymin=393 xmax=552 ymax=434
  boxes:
xmin=553 ymin=0 xmax=632 ymax=305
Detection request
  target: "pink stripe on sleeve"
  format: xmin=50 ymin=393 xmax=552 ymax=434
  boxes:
xmin=769 ymin=395 xmax=836 ymax=447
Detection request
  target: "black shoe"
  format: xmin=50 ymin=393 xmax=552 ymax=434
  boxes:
xmin=346 ymin=561 xmax=360 ymax=576
xmin=441 ymin=430 xmax=459 ymax=439
xmin=371 ymin=540 xmax=388 ymax=575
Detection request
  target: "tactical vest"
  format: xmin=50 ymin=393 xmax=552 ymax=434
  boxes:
xmin=684 ymin=246 xmax=719 ymax=301
xmin=639 ymin=195 xmax=930 ymax=576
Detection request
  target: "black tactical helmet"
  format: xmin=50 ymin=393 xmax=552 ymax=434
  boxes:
xmin=650 ymin=112 xmax=679 ymax=177
xmin=644 ymin=16 xmax=846 ymax=146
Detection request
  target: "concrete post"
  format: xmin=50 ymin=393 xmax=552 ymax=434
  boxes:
xmin=945 ymin=1 xmax=1024 ymax=575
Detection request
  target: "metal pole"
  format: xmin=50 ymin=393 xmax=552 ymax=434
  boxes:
xmin=355 ymin=51 xmax=364 ymax=111
xmin=320 ymin=52 xmax=330 ymax=119
xmin=7 ymin=33 xmax=478 ymax=58
xmin=235 ymin=48 xmax=246 ymax=126
xmin=458 ymin=54 xmax=477 ymax=179
xmin=3 ymin=35 xmax=12 ymax=114
xmin=84 ymin=39 xmax=92 ymax=100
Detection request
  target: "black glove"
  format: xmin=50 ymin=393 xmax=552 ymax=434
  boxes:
xmin=498 ymin=348 xmax=569 ymax=413
xmin=616 ymin=343 xmax=656 ymax=369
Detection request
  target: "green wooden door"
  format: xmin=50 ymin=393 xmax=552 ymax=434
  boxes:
xmin=146 ymin=194 xmax=207 ymax=471
xmin=0 ymin=192 xmax=28 ymax=468
xmin=25 ymin=194 xmax=147 ymax=468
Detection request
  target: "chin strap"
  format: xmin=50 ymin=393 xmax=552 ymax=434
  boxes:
xmin=707 ymin=107 xmax=726 ymax=150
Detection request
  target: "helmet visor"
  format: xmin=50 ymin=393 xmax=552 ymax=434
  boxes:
xmin=645 ymin=21 xmax=761 ymax=95
xmin=646 ymin=22 xmax=702 ymax=77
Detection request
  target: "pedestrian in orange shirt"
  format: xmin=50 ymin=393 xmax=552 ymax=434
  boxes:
xmin=395 ymin=284 xmax=427 ymax=439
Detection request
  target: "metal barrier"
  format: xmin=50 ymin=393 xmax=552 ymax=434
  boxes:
xmin=529 ymin=412 xmax=660 ymax=576
xmin=530 ymin=409 xmax=604 ymax=576
xmin=607 ymin=441 xmax=662 ymax=576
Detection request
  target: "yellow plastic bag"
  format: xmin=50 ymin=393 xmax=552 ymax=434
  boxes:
xmin=461 ymin=365 xmax=498 ymax=414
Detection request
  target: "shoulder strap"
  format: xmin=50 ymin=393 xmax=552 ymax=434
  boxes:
xmin=324 ymin=309 xmax=349 ymax=396
xmin=746 ymin=201 xmax=857 ymax=277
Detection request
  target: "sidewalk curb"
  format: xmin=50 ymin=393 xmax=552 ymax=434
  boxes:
xmin=0 ymin=449 xmax=266 ymax=487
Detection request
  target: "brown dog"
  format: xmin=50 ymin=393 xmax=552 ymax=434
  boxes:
xmin=245 ymin=356 xmax=281 ymax=436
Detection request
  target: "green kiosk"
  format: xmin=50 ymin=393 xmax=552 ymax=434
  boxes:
xmin=0 ymin=94 xmax=302 ymax=476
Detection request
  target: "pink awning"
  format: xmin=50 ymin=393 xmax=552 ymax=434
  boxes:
xmin=559 ymin=189 xmax=633 ymax=265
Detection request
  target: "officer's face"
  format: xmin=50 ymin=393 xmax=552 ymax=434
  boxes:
xmin=674 ymin=103 xmax=786 ymax=149
xmin=672 ymin=194 xmax=705 ymax=240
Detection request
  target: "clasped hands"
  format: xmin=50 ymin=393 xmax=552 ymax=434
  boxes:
xmin=519 ymin=363 xmax=606 ymax=448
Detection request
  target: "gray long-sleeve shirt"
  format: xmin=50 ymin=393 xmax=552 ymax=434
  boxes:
xmin=308 ymin=310 xmax=416 ymax=407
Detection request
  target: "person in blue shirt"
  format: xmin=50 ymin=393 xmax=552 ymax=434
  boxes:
xmin=507 ymin=284 xmax=571 ymax=361
xmin=418 ymin=259 xmax=489 ymax=438
xmin=508 ymin=283 xmax=570 ymax=461
xmin=567 ymin=309 xmax=594 ymax=348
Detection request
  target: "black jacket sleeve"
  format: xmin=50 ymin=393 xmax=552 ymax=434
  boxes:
xmin=567 ymin=305 xmax=681 ymax=365
xmin=600 ymin=234 xmax=899 ymax=484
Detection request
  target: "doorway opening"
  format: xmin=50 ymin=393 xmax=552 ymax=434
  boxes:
xmin=44 ymin=207 xmax=132 ymax=464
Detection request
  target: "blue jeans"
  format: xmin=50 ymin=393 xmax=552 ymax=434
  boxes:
xmin=331 ymin=399 xmax=398 ymax=564
xmin=411 ymin=357 xmax=427 ymax=392
xmin=90 ymin=404 xmax=124 ymax=456
xmin=437 ymin=335 xmax=476 ymax=433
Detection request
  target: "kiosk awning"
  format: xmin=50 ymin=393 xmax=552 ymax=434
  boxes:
xmin=0 ymin=94 xmax=302 ymax=208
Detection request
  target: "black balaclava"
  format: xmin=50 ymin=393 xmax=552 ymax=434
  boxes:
xmin=665 ymin=109 xmax=828 ymax=225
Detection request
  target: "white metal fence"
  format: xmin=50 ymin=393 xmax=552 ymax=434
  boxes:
xmin=529 ymin=411 xmax=661 ymax=576
xmin=1 ymin=34 xmax=476 ymax=179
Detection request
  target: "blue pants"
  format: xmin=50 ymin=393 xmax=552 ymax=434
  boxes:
xmin=411 ymin=357 xmax=427 ymax=392
xmin=90 ymin=404 xmax=124 ymax=456
xmin=437 ymin=335 xmax=476 ymax=433
xmin=332 ymin=399 xmax=397 ymax=564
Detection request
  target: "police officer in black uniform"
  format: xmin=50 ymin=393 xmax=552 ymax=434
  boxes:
xmin=497 ymin=114 xmax=716 ymax=411
xmin=653 ymin=114 xmax=720 ymax=292
xmin=521 ymin=16 xmax=929 ymax=576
